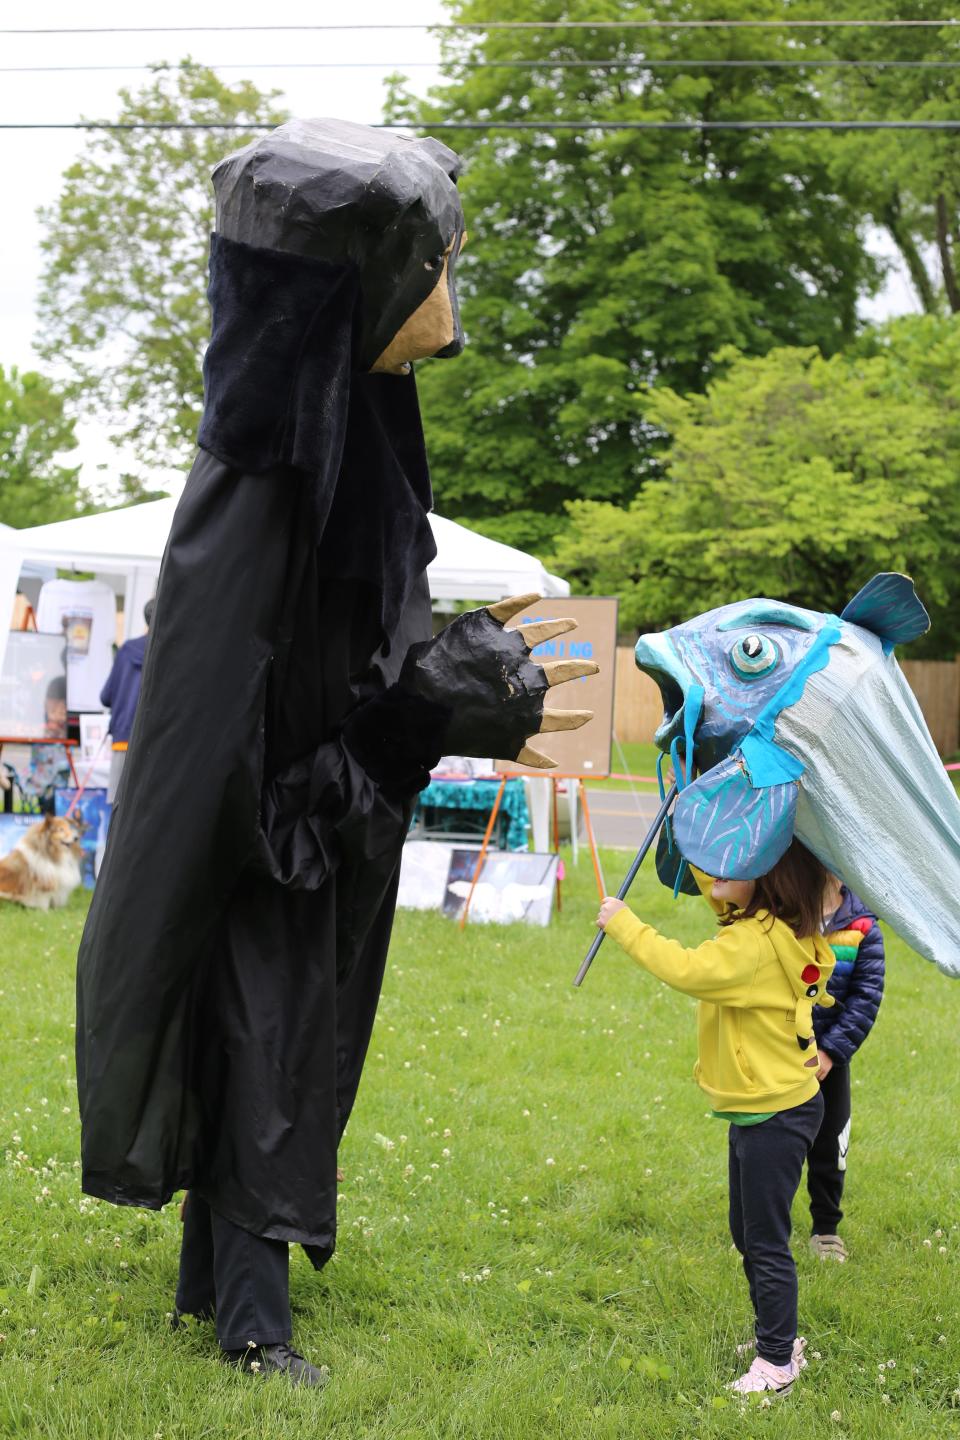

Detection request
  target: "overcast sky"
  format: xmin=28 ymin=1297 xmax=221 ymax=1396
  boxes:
xmin=1 ymin=1 xmax=920 ymax=497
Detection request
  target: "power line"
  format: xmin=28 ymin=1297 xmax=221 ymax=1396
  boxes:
xmin=2 ymin=19 xmax=959 ymax=32
xmin=4 ymin=120 xmax=960 ymax=132
xmin=5 ymin=59 xmax=960 ymax=74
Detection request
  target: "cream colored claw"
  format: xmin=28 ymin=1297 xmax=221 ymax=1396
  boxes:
xmin=516 ymin=744 xmax=557 ymax=769
xmin=539 ymin=709 xmax=593 ymax=732
xmin=487 ymin=592 xmax=541 ymax=624
xmin=542 ymin=659 xmax=600 ymax=686
xmin=519 ymin=617 xmax=575 ymax=648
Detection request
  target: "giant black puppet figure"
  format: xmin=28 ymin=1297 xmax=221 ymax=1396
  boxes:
xmin=76 ymin=119 xmax=596 ymax=1384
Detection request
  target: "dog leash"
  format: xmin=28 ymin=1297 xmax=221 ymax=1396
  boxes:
xmin=64 ymin=733 xmax=111 ymax=819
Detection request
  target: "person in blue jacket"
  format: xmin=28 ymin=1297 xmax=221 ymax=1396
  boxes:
xmin=807 ymin=873 xmax=886 ymax=1261
xmin=100 ymin=597 xmax=154 ymax=801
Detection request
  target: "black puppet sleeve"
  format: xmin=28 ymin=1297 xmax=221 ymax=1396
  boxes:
xmin=257 ymin=604 xmax=555 ymax=892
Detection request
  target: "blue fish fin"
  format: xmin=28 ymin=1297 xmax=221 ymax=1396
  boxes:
xmin=840 ymin=573 xmax=930 ymax=648
xmin=672 ymin=753 xmax=798 ymax=880
xmin=655 ymin=827 xmax=700 ymax=896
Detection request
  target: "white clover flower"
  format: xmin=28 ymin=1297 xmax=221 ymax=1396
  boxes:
xmin=941 ymin=1246 xmax=948 ymax=1254
xmin=924 ymin=1239 xmax=933 ymax=1248
xmin=830 ymin=1410 xmax=842 ymax=1422
xmin=545 ymin=1157 xmax=555 ymax=1167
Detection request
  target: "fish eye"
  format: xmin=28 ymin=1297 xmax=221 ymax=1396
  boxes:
xmin=729 ymin=632 xmax=779 ymax=680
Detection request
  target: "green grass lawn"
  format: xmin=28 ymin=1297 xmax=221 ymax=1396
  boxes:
xmin=1 ymin=859 xmax=959 ymax=1438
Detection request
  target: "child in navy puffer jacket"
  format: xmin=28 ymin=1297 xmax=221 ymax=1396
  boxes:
xmin=806 ymin=875 xmax=885 ymax=1261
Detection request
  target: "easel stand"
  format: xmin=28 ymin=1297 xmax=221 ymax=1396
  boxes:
xmin=458 ymin=773 xmax=606 ymax=929
xmin=457 ymin=776 xmax=507 ymax=931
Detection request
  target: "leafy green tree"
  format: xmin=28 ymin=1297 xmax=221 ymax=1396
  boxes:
xmin=550 ymin=315 xmax=960 ymax=657
xmin=803 ymin=0 xmax=960 ymax=315
xmin=0 ymin=366 xmax=84 ymax=528
xmin=392 ymin=0 xmax=883 ymax=551
xmin=36 ymin=64 xmax=287 ymax=476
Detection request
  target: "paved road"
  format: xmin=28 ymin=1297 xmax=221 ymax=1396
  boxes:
xmin=583 ymin=788 xmax=662 ymax=849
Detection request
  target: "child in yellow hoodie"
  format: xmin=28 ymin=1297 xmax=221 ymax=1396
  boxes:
xmin=597 ymin=838 xmax=836 ymax=1399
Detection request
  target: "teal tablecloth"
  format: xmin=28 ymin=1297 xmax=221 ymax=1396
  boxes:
xmin=413 ymin=778 xmax=530 ymax=851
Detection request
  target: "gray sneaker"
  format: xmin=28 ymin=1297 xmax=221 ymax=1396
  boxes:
xmin=810 ymin=1233 xmax=848 ymax=1262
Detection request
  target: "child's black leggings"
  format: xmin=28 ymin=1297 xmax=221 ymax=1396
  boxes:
xmin=728 ymin=1093 xmax=825 ymax=1367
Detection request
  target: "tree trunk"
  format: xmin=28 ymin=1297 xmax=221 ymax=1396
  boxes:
xmin=936 ymin=192 xmax=960 ymax=314
xmin=881 ymin=192 xmax=939 ymax=314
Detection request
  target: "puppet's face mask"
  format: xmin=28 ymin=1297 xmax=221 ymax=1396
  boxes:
xmin=212 ymin=117 xmax=466 ymax=373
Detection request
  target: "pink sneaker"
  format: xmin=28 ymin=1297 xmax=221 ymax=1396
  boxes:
xmin=728 ymin=1354 xmax=800 ymax=1397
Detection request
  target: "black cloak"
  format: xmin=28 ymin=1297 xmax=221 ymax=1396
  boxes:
xmin=77 ymin=234 xmax=442 ymax=1262
xmin=76 ymin=124 xmax=552 ymax=1266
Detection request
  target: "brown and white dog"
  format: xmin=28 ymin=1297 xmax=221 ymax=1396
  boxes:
xmin=0 ymin=816 xmax=83 ymax=910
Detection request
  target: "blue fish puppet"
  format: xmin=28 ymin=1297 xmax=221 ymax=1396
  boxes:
xmin=636 ymin=574 xmax=960 ymax=977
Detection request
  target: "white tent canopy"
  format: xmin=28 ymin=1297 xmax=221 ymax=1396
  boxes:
xmin=0 ymin=499 xmax=568 ymax=669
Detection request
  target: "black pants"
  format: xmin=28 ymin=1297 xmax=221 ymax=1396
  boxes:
xmin=728 ymin=1093 xmax=824 ymax=1368
xmin=806 ymin=1063 xmax=852 ymax=1235
xmin=175 ymin=1192 xmax=291 ymax=1352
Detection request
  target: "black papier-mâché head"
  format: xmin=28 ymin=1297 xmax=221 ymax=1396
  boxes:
xmin=212 ymin=117 xmax=465 ymax=372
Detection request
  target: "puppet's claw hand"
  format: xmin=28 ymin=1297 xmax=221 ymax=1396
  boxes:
xmin=399 ymin=592 xmax=597 ymax=766
xmin=489 ymin=593 xmax=596 ymax=766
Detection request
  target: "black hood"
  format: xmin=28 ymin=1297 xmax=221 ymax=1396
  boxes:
xmin=211 ymin=117 xmax=465 ymax=369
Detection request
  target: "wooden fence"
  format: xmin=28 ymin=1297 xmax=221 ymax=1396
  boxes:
xmin=614 ymin=646 xmax=960 ymax=758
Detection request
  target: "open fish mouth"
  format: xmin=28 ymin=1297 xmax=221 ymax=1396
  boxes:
xmin=649 ymin=676 xmax=687 ymax=752
xmin=635 ymin=634 xmax=691 ymax=753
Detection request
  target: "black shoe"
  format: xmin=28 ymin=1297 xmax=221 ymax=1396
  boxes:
xmin=222 ymin=1342 xmax=329 ymax=1388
